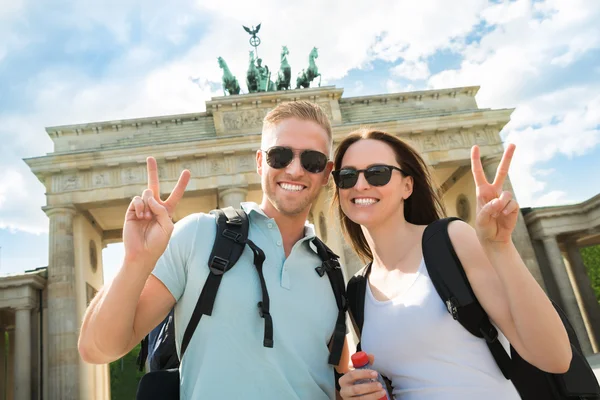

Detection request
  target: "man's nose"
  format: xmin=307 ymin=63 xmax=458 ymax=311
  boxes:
xmin=284 ymin=155 xmax=305 ymax=178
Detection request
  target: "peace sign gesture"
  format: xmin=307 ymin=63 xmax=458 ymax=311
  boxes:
xmin=123 ymin=157 xmax=191 ymax=268
xmin=471 ymin=144 xmax=519 ymax=245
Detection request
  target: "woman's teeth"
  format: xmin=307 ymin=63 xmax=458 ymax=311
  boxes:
xmin=353 ymin=198 xmax=378 ymax=205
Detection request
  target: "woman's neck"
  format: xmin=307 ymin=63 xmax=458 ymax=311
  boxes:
xmin=363 ymin=212 xmax=421 ymax=271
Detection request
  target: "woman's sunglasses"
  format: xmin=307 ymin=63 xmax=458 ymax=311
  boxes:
xmin=332 ymin=165 xmax=406 ymax=189
xmin=263 ymin=146 xmax=329 ymax=174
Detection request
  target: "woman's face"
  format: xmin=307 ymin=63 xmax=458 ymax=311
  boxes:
xmin=337 ymin=139 xmax=411 ymax=229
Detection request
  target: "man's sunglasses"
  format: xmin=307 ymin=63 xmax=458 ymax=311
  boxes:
xmin=332 ymin=165 xmax=406 ymax=189
xmin=263 ymin=146 xmax=329 ymax=174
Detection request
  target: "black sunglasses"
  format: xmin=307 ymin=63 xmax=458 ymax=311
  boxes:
xmin=332 ymin=165 xmax=406 ymax=189
xmin=263 ymin=146 xmax=329 ymax=174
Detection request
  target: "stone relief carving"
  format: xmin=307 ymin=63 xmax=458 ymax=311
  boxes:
xmin=238 ymin=155 xmax=255 ymax=171
xmin=121 ymin=167 xmax=142 ymax=184
xmin=222 ymin=109 xmax=268 ymax=131
xmin=422 ymin=135 xmax=440 ymax=151
xmin=473 ymin=129 xmax=488 ymax=145
xmin=62 ymin=175 xmax=80 ymax=191
xmin=444 ymin=132 xmax=464 ymax=148
xmin=92 ymin=172 xmax=109 ymax=187
xmin=211 ymin=159 xmax=224 ymax=173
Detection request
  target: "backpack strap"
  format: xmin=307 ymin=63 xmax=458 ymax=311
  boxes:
xmin=422 ymin=217 xmax=512 ymax=379
xmin=312 ymin=237 xmax=347 ymax=366
xmin=346 ymin=264 xmax=370 ymax=349
xmin=180 ymin=207 xmax=250 ymax=357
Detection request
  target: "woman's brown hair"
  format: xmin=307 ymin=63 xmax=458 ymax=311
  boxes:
xmin=332 ymin=129 xmax=446 ymax=262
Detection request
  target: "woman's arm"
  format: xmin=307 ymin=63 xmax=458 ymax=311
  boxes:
xmin=449 ymin=219 xmax=571 ymax=373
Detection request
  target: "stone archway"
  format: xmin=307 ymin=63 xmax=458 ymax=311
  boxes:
xmin=24 ymin=85 xmax=534 ymax=399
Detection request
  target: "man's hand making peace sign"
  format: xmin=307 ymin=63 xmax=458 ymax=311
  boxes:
xmin=123 ymin=157 xmax=191 ymax=268
xmin=471 ymin=143 xmax=518 ymax=246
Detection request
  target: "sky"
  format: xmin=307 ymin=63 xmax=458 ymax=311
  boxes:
xmin=0 ymin=0 xmax=599 ymax=283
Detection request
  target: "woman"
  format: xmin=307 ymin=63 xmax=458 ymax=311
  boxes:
xmin=333 ymin=129 xmax=572 ymax=399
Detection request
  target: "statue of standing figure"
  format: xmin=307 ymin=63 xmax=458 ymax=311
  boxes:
xmin=296 ymin=47 xmax=321 ymax=89
xmin=247 ymin=50 xmax=275 ymax=92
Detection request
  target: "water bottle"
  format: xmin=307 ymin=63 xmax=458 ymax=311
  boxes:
xmin=351 ymin=351 xmax=392 ymax=400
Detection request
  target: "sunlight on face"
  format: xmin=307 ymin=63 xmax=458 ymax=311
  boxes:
xmin=258 ymin=118 xmax=332 ymax=217
xmin=338 ymin=139 xmax=406 ymax=228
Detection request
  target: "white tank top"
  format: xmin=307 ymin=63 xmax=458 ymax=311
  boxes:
xmin=361 ymin=258 xmax=520 ymax=400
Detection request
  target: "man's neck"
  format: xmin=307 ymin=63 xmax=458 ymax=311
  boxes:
xmin=260 ymin=200 xmax=310 ymax=257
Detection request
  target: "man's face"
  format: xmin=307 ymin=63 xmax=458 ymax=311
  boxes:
xmin=257 ymin=118 xmax=333 ymax=217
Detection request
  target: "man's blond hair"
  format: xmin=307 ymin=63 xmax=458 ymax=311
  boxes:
xmin=261 ymin=101 xmax=333 ymax=150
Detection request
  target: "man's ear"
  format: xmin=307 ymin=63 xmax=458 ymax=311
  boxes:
xmin=321 ymin=161 xmax=334 ymax=186
xmin=256 ymin=149 xmax=263 ymax=176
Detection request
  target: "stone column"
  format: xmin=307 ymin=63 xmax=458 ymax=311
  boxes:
xmin=542 ymin=236 xmax=593 ymax=354
xmin=14 ymin=308 xmax=31 ymax=400
xmin=43 ymin=206 xmax=80 ymax=400
xmin=7 ymin=329 xmax=14 ymax=400
xmin=565 ymin=241 xmax=600 ymax=351
xmin=218 ymin=187 xmax=248 ymax=209
xmin=483 ymin=157 xmax=545 ymax=288
xmin=0 ymin=326 xmax=5 ymax=400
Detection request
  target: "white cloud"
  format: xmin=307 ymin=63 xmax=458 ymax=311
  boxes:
xmin=427 ymin=0 xmax=600 ymax=207
xmin=391 ymin=60 xmax=431 ymax=81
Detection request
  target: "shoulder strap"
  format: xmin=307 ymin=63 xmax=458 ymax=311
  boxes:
xmin=422 ymin=217 xmax=512 ymax=379
xmin=346 ymin=264 xmax=370 ymax=342
xmin=180 ymin=207 xmax=249 ymax=358
xmin=312 ymin=237 xmax=347 ymax=366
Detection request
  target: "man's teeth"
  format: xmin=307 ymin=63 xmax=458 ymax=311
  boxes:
xmin=280 ymin=183 xmax=304 ymax=192
xmin=354 ymin=198 xmax=377 ymax=205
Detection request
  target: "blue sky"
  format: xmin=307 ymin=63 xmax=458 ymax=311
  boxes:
xmin=0 ymin=0 xmax=599 ymax=282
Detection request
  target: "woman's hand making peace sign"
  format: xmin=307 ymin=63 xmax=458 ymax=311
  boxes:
xmin=471 ymin=144 xmax=519 ymax=246
xmin=123 ymin=157 xmax=191 ymax=268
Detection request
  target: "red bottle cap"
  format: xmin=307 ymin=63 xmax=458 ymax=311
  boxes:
xmin=351 ymin=351 xmax=370 ymax=368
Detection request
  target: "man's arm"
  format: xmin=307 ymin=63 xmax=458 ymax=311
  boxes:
xmin=79 ymin=271 xmax=175 ymax=365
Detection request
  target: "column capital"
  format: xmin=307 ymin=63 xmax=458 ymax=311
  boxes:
xmin=43 ymin=205 xmax=77 ymax=217
xmin=218 ymin=186 xmax=249 ymax=196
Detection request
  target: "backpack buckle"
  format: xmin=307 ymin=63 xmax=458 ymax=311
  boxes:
xmin=315 ymin=259 xmax=340 ymax=277
xmin=209 ymin=256 xmax=229 ymax=275
xmin=446 ymin=298 xmax=459 ymax=320
xmin=223 ymin=229 xmax=243 ymax=243
xmin=480 ymin=324 xmax=498 ymax=343
xmin=257 ymin=301 xmax=270 ymax=318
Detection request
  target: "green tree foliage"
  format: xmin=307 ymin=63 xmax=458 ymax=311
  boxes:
xmin=581 ymin=245 xmax=600 ymax=303
xmin=109 ymin=343 xmax=145 ymax=399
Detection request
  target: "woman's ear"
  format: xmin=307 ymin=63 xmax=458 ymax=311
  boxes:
xmin=403 ymin=175 xmax=414 ymax=200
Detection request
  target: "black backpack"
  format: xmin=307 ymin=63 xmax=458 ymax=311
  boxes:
xmin=136 ymin=207 xmax=347 ymax=400
xmin=347 ymin=217 xmax=600 ymax=399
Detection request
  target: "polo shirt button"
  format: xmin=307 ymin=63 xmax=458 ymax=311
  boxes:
xmin=277 ymin=240 xmax=282 ymax=246
xmin=267 ymin=223 xmax=273 ymax=228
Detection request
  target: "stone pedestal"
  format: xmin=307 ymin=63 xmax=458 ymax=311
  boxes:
xmin=483 ymin=157 xmax=545 ymax=288
xmin=565 ymin=242 xmax=600 ymax=351
xmin=542 ymin=236 xmax=593 ymax=354
xmin=44 ymin=206 xmax=80 ymax=400
xmin=14 ymin=308 xmax=31 ymax=400
xmin=219 ymin=187 xmax=248 ymax=209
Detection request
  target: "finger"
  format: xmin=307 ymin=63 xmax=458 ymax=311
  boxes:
xmin=368 ymin=353 xmax=375 ymax=365
xmin=148 ymin=196 xmax=172 ymax=229
xmin=478 ymin=199 xmax=497 ymax=225
xmin=339 ymin=381 xmax=385 ymax=399
xmin=146 ymin=157 xmax=160 ymax=202
xmin=470 ymin=145 xmax=488 ymax=187
xmin=492 ymin=143 xmax=516 ymax=192
xmin=340 ymin=369 xmax=378 ymax=386
xmin=142 ymin=189 xmax=154 ymax=220
xmin=164 ymin=169 xmax=191 ymax=212
xmin=502 ymin=198 xmax=519 ymax=216
xmin=132 ymin=196 xmax=145 ymax=219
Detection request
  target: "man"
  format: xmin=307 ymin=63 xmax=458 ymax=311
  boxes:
xmin=78 ymin=101 xmax=349 ymax=399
